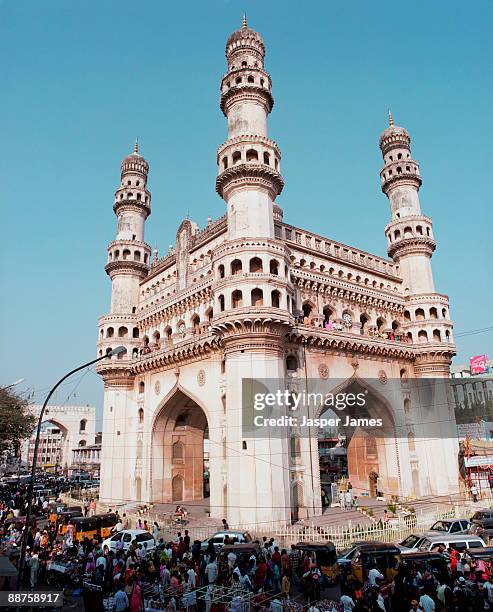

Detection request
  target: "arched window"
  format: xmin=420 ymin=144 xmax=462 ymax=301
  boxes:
xmin=415 ymin=308 xmax=425 ymax=320
xmin=107 ymin=327 xmax=114 ymax=338
xmin=392 ymin=320 xmax=400 ymax=332
xmin=122 ymin=249 xmax=131 ymax=260
xmin=138 ymin=408 xmax=144 ymax=424
xmin=271 ymin=290 xmax=281 ymax=308
xmin=408 ymin=432 xmax=416 ymax=452
xmin=365 ymin=436 xmax=377 ymax=458
xmin=153 ymin=330 xmax=161 ymax=346
xmin=218 ymin=294 xmax=225 ymax=311
xmin=164 ymin=326 xmax=172 ymax=345
xmin=191 ymin=314 xmax=200 ymax=331
xmin=247 ymin=75 xmax=254 ymax=83
xmin=376 ymin=317 xmax=386 ymax=332
xmin=138 ymin=381 xmax=145 ymax=394
xmin=231 ymin=259 xmax=242 ymax=275
xmin=442 ymin=308 xmax=447 ymax=318
xmin=232 ymin=290 xmax=243 ymax=308
xmin=78 ymin=440 xmax=86 ymax=447
xmin=175 ymin=413 xmax=188 ymax=428
xmin=249 ymin=257 xmax=262 ymax=273
xmin=290 ymin=436 xmax=301 ymax=458
xmin=118 ymin=326 xmax=128 ymax=338
xmin=117 ymin=347 xmax=127 ymax=360
xmin=360 ymin=313 xmax=369 ymax=334
xmin=251 ymin=288 xmax=263 ymax=306
xmin=133 ymin=327 xmax=139 ymax=338
xmin=433 ymin=329 xmax=441 ymax=342
xmin=286 ymin=355 xmax=298 ymax=371
xmin=269 ymin=259 xmax=279 ymax=275
xmin=404 ymin=310 xmax=411 ymax=322
xmin=404 ymin=398 xmax=411 ymax=413
xmin=263 ymin=151 xmax=270 ymax=165
xmin=418 ymin=330 xmax=428 ymax=342
xmin=218 ymin=264 xmax=225 ymax=278
xmin=429 ymin=307 xmax=438 ymax=319
xmin=323 ymin=306 xmax=335 ymax=324
xmin=205 ymin=307 xmax=213 ymax=322
xmin=222 ymin=156 xmax=228 ymax=170
xmin=232 ymin=151 xmax=241 ymax=164
xmin=79 ymin=419 xmax=87 ymax=433
xmin=246 ymin=149 xmax=258 ymax=162
xmin=134 ymin=251 xmax=141 ymax=261
xmin=172 ymin=441 xmax=184 ymax=461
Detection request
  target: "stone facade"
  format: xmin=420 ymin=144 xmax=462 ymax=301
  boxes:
xmin=96 ymin=20 xmax=459 ymax=527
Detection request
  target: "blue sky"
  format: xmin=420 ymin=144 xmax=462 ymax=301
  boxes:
xmin=1 ymin=0 xmax=492 ymax=421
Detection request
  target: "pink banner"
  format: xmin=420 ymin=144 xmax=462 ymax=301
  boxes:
xmin=470 ymin=354 xmax=488 ymax=375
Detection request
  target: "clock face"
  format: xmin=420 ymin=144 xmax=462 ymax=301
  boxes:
xmin=178 ymin=323 xmax=186 ymax=337
xmin=342 ymin=313 xmax=352 ymax=328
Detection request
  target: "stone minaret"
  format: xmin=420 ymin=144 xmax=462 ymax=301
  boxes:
xmin=212 ymin=19 xmax=297 ymax=527
xmin=379 ymin=113 xmax=455 ymax=375
xmin=97 ymin=143 xmax=151 ymax=504
xmin=216 ymin=16 xmax=284 ymax=239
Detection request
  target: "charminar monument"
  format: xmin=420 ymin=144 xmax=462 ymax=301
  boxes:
xmin=96 ymin=18 xmax=459 ymax=527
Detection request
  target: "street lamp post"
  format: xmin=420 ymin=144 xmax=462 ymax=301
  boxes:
xmin=16 ymin=347 xmax=126 ymax=589
xmin=0 ymin=378 xmax=25 ymax=391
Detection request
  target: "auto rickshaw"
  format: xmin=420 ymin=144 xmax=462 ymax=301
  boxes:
xmin=462 ymin=547 xmax=493 ymax=579
xmin=48 ymin=502 xmax=67 ymax=524
xmin=96 ymin=513 xmax=118 ymax=539
xmin=294 ymin=542 xmax=339 ymax=584
xmin=57 ymin=507 xmax=83 ymax=535
xmin=350 ymin=543 xmax=401 ymax=583
xmin=399 ymin=551 xmax=448 ymax=575
xmin=72 ymin=516 xmax=99 ymax=540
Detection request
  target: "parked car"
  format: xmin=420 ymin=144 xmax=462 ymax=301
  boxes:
xmin=470 ymin=510 xmax=493 ymax=536
xmin=337 ymin=541 xmax=384 ymax=566
xmin=417 ymin=533 xmax=486 ymax=553
xmin=200 ymin=530 xmax=252 ymax=551
xmin=397 ymin=534 xmax=427 ymax=553
xmin=428 ymin=519 xmax=471 ymax=535
xmin=102 ymin=529 xmax=156 ymax=554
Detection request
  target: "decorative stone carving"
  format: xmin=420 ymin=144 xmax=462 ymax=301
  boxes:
xmin=197 ymin=369 xmax=206 ymax=387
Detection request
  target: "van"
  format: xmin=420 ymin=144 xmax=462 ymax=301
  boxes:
xmin=418 ymin=533 xmax=485 ymax=553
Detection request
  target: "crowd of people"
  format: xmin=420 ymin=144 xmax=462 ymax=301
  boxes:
xmin=2 ymin=486 xmax=493 ymax=610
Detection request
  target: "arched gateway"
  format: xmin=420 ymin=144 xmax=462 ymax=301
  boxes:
xmin=317 ymin=377 xmax=398 ymax=499
xmin=151 ymin=388 xmax=209 ymax=504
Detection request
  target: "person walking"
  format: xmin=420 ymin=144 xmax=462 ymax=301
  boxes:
xmin=471 ymin=483 xmax=479 ymax=502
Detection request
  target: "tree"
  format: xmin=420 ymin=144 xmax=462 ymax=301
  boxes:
xmin=0 ymin=387 xmax=36 ymax=462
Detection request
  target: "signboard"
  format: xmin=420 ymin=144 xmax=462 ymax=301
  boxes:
xmin=470 ymin=354 xmax=488 ymax=375
xmin=465 ymin=455 xmax=493 ymax=467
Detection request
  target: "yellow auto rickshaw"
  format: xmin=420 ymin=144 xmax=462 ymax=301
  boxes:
xmin=72 ymin=516 xmax=99 ymax=540
xmin=351 ymin=542 xmax=401 ymax=583
xmin=96 ymin=513 xmax=118 ymax=539
xmin=294 ymin=542 xmax=340 ymax=584
xmin=48 ymin=502 xmax=67 ymax=524
xmin=57 ymin=507 xmax=83 ymax=535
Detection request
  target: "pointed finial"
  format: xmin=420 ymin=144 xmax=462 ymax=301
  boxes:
xmin=388 ymin=109 xmax=394 ymax=127
xmin=133 ymin=138 xmax=139 ymax=154
xmin=242 ymin=14 xmax=247 ymax=29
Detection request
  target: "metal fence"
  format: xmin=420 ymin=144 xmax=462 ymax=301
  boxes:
xmin=60 ymin=492 xmax=468 ymax=549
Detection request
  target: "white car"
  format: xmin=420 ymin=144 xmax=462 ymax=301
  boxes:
xmin=102 ymin=529 xmax=156 ymax=554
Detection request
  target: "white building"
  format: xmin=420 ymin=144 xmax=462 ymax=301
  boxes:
xmin=95 ymin=19 xmax=459 ymax=527
xmin=22 ymin=405 xmax=96 ymax=473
